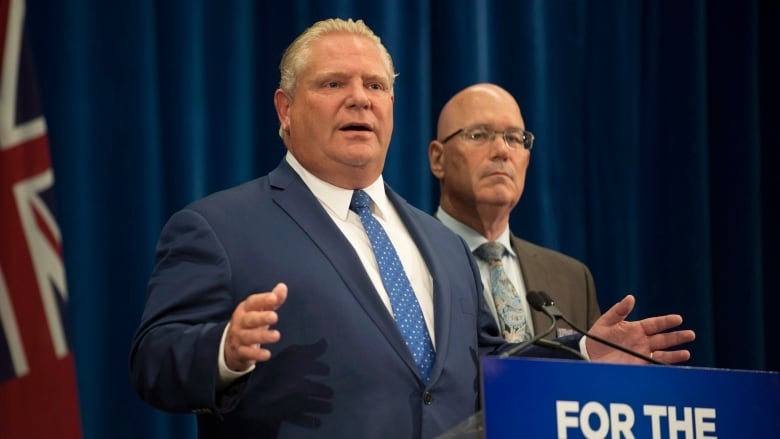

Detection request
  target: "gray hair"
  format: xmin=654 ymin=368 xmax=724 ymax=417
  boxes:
xmin=277 ymin=18 xmax=397 ymax=138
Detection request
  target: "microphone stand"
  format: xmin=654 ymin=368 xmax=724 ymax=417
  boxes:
xmin=499 ymin=291 xmax=586 ymax=360
xmin=536 ymin=291 xmax=663 ymax=365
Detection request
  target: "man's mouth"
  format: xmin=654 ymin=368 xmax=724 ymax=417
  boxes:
xmin=340 ymin=123 xmax=372 ymax=132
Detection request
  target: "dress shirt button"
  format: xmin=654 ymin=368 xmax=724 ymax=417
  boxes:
xmin=423 ymin=391 xmax=433 ymax=405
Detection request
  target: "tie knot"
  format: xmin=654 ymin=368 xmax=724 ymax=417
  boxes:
xmin=473 ymin=241 xmax=506 ymax=262
xmin=350 ymin=190 xmax=372 ymax=213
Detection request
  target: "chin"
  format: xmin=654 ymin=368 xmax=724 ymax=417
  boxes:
xmin=344 ymin=144 xmax=387 ymax=162
xmin=479 ymin=189 xmax=520 ymax=205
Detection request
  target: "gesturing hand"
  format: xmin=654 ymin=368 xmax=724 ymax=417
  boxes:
xmin=224 ymin=282 xmax=288 ymax=372
xmin=586 ymin=295 xmax=696 ymax=365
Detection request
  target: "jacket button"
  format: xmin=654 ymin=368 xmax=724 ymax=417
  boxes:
xmin=423 ymin=392 xmax=433 ymax=405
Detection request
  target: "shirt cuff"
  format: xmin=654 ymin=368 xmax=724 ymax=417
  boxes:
xmin=578 ymin=335 xmax=591 ymax=361
xmin=217 ymin=323 xmax=255 ymax=389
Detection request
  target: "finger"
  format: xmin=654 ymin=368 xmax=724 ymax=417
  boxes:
xmin=233 ymin=325 xmax=282 ymax=347
xmin=235 ymin=344 xmax=275 ymax=363
xmin=596 ymin=294 xmax=635 ymax=327
xmin=649 ymin=329 xmax=696 ymax=351
xmin=272 ymin=282 xmax=288 ymax=306
xmin=243 ymin=282 xmax=288 ymax=312
xmin=651 ymin=349 xmax=691 ymax=365
xmin=639 ymin=314 xmax=684 ymax=335
xmin=225 ymin=327 xmax=282 ymax=370
xmin=239 ymin=309 xmax=279 ymax=330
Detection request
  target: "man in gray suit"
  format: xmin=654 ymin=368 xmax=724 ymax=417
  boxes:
xmin=429 ymin=83 xmax=601 ymax=343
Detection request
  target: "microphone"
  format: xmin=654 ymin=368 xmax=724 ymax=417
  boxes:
xmin=498 ymin=291 xmax=586 ymax=360
xmin=533 ymin=291 xmax=663 ymax=365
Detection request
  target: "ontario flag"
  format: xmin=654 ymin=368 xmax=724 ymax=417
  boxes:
xmin=0 ymin=0 xmax=82 ymax=437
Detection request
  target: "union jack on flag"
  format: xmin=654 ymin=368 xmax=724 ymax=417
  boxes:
xmin=0 ymin=0 xmax=82 ymax=437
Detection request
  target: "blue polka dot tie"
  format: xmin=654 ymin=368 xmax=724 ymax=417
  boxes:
xmin=350 ymin=190 xmax=435 ymax=384
xmin=473 ymin=242 xmax=531 ymax=342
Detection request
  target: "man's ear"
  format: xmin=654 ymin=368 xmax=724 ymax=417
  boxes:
xmin=274 ymin=89 xmax=291 ymax=134
xmin=428 ymin=140 xmax=445 ymax=179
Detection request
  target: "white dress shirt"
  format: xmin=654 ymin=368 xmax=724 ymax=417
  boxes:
xmin=287 ymin=153 xmax=435 ymax=344
xmin=435 ymin=207 xmax=534 ymax=337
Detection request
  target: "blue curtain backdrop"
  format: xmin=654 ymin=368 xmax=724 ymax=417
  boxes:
xmin=21 ymin=0 xmax=778 ymax=437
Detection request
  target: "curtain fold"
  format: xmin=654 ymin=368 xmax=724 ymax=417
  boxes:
xmin=22 ymin=0 xmax=776 ymax=437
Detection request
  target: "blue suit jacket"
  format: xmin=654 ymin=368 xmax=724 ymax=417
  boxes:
xmin=130 ymin=160 xmax=580 ymax=438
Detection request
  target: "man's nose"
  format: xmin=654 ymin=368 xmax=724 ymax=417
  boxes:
xmin=346 ymin=82 xmax=371 ymax=109
xmin=488 ymin=133 xmax=512 ymax=153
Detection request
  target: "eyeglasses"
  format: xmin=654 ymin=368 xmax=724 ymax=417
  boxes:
xmin=440 ymin=125 xmax=535 ymax=150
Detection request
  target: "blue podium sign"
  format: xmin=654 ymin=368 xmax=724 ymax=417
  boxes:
xmin=481 ymin=357 xmax=780 ymax=438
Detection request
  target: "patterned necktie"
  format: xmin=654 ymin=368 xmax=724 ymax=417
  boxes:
xmin=473 ymin=241 xmax=531 ymax=342
xmin=350 ymin=190 xmax=435 ymax=383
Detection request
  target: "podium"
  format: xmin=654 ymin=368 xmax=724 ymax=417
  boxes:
xmin=476 ymin=357 xmax=780 ymax=438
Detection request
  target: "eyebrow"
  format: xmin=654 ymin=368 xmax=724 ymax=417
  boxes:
xmin=312 ymin=71 xmax=390 ymax=84
xmin=467 ymin=124 xmax=525 ymax=131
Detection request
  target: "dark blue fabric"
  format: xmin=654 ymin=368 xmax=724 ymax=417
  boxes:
xmin=131 ymin=159 xmax=501 ymax=438
xmin=21 ymin=0 xmax=778 ymax=437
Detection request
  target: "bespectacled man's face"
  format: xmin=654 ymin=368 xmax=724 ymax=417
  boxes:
xmin=431 ymin=86 xmax=531 ymax=222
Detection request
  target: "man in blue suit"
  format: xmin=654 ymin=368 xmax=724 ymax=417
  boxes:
xmin=129 ymin=18 xmax=695 ymax=438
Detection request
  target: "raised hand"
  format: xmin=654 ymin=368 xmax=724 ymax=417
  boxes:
xmin=586 ymin=295 xmax=696 ymax=365
xmin=224 ymin=282 xmax=288 ymax=371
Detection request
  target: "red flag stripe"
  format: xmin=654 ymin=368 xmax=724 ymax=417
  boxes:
xmin=0 ymin=0 xmax=82 ymax=437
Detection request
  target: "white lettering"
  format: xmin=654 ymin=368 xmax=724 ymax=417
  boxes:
xmin=643 ymin=405 xmax=718 ymax=439
xmin=643 ymin=405 xmax=667 ymax=439
xmin=556 ymin=401 xmax=718 ymax=439
xmin=580 ymin=401 xmax=609 ymax=439
xmin=556 ymin=400 xmax=580 ymax=439
xmin=667 ymin=406 xmax=694 ymax=438
xmin=694 ymin=408 xmax=717 ymax=438
xmin=609 ymin=403 xmax=636 ymax=439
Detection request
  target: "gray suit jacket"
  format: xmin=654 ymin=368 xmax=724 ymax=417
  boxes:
xmin=510 ymin=234 xmax=601 ymax=339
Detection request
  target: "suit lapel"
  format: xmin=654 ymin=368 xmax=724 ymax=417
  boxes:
xmin=268 ymin=162 xmax=423 ymax=379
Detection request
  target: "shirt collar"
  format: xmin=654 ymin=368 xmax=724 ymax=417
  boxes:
xmin=286 ymin=152 xmax=387 ymax=220
xmin=435 ymin=206 xmax=515 ymax=257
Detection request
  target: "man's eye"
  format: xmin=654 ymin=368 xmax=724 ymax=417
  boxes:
xmin=325 ymin=81 xmax=340 ymax=88
xmin=505 ymin=133 xmax=524 ymax=144
xmin=466 ymin=131 xmax=487 ymax=141
xmin=367 ymin=83 xmax=384 ymax=91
